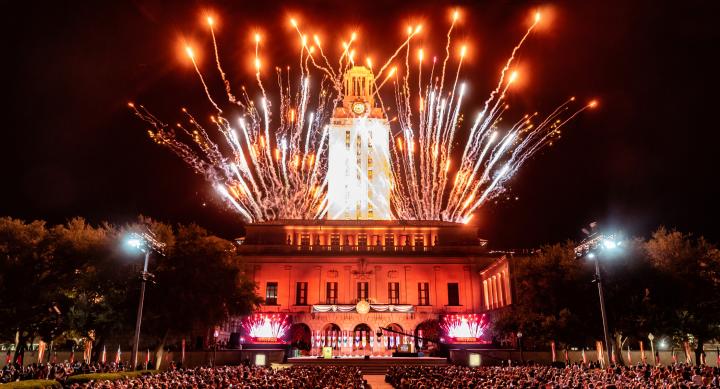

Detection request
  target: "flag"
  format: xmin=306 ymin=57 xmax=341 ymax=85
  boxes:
xmin=37 ymin=341 xmax=47 ymax=364
xmin=101 ymin=345 xmax=106 ymax=364
xmin=564 ymin=349 xmax=569 ymax=363
xmin=551 ymin=341 xmax=556 ymax=362
xmin=683 ymin=341 xmax=691 ymax=364
xmin=627 ymin=345 xmax=632 ymax=364
xmin=700 ymin=352 xmax=705 ymax=365
xmin=640 ymin=341 xmax=646 ymax=364
xmin=181 ymin=339 xmax=186 ymax=365
xmin=596 ymin=341 xmax=604 ymax=366
xmin=611 ymin=349 xmax=617 ymax=365
xmin=114 ymin=345 xmax=121 ymax=364
xmin=5 ymin=351 xmax=11 ymax=366
xmin=69 ymin=350 xmax=74 ymax=364
xmin=582 ymin=348 xmax=587 ymax=364
xmin=145 ymin=349 xmax=150 ymax=369
xmin=672 ymin=350 xmax=677 ymax=364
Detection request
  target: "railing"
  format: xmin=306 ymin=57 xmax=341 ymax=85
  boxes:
xmin=236 ymin=244 xmax=487 ymax=256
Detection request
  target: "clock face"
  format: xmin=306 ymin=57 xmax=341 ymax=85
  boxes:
xmin=352 ymin=102 xmax=366 ymax=115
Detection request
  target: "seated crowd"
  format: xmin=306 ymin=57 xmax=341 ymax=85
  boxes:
xmin=65 ymin=365 xmax=366 ymax=389
xmin=1 ymin=361 xmax=128 ymax=383
xmin=386 ymin=364 xmax=720 ymax=388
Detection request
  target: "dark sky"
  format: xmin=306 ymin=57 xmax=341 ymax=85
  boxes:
xmin=2 ymin=0 xmax=719 ymax=248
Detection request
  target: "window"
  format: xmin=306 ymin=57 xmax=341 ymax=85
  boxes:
xmin=345 ymin=130 xmax=350 ymax=148
xmin=330 ymin=233 xmax=341 ymax=248
xmin=296 ymin=282 xmax=308 ymax=305
xmin=384 ymin=233 xmax=395 ymax=247
xmin=414 ymin=234 xmax=425 ymax=248
xmin=326 ymin=282 xmax=338 ymax=304
xmin=447 ymin=283 xmax=460 ymax=306
xmin=368 ymin=169 xmax=373 ymax=180
xmin=300 ymin=233 xmax=310 ymax=247
xmin=418 ymin=282 xmax=430 ymax=305
xmin=388 ymin=282 xmax=400 ymax=304
xmin=358 ymin=233 xmax=367 ymax=247
xmin=357 ymin=282 xmax=369 ymax=301
xmin=265 ymin=282 xmax=278 ymax=305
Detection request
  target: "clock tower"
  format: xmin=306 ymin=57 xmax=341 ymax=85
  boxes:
xmin=327 ymin=66 xmax=392 ymax=220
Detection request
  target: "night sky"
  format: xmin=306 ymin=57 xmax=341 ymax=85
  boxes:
xmin=2 ymin=0 xmax=719 ymax=248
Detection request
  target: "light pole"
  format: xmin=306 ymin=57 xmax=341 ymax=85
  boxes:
xmin=517 ymin=331 xmax=523 ymax=364
xmin=648 ymin=333 xmax=655 ymax=365
xmin=575 ymin=225 xmax=621 ymax=367
xmin=125 ymin=231 xmax=165 ymax=370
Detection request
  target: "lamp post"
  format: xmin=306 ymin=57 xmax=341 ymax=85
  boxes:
xmin=648 ymin=333 xmax=655 ymax=365
xmin=517 ymin=332 xmax=523 ymax=364
xmin=575 ymin=225 xmax=621 ymax=368
xmin=125 ymin=231 xmax=165 ymax=370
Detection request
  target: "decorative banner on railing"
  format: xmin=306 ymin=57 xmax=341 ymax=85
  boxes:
xmin=312 ymin=304 xmax=414 ymax=313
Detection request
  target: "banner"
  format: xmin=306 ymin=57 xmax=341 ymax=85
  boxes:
xmin=683 ymin=341 xmax=691 ymax=364
xmin=551 ymin=341 xmax=556 ymax=362
xmin=639 ymin=341 xmax=646 ymax=364
xmin=181 ymin=339 xmax=186 ymax=365
xmin=596 ymin=341 xmax=604 ymax=366
xmin=114 ymin=345 xmax=121 ymax=364
xmin=672 ymin=350 xmax=677 ymax=364
xmin=69 ymin=350 xmax=74 ymax=364
xmin=582 ymin=349 xmax=587 ymax=364
xmin=37 ymin=341 xmax=47 ymax=365
xmin=101 ymin=345 xmax=107 ymax=364
xmin=627 ymin=345 xmax=632 ymax=364
xmin=84 ymin=340 xmax=92 ymax=364
xmin=564 ymin=349 xmax=569 ymax=363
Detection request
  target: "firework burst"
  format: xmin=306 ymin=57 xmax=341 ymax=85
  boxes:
xmin=130 ymin=9 xmax=595 ymax=223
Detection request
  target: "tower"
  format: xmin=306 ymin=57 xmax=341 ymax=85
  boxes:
xmin=327 ymin=66 xmax=392 ymax=220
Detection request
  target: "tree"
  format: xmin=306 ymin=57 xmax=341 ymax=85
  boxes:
xmin=49 ymin=218 xmax=136 ymax=357
xmin=134 ymin=221 xmax=261 ymax=367
xmin=492 ymin=243 xmax=600 ymax=351
xmin=644 ymin=227 xmax=720 ymax=364
xmin=0 ymin=217 xmax=59 ymax=361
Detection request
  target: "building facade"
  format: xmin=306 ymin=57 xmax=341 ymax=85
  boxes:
xmin=217 ymin=66 xmax=513 ymax=353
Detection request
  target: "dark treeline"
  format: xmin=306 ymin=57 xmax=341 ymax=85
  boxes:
xmin=492 ymin=228 xmax=720 ymax=365
xmin=0 ymin=216 xmax=261 ymax=367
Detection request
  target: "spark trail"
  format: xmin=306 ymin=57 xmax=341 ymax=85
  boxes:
xmin=130 ymin=9 xmax=595 ymax=223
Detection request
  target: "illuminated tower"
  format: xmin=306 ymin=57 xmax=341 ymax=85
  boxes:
xmin=327 ymin=66 xmax=392 ymax=220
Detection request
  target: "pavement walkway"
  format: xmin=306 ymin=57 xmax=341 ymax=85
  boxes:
xmin=364 ymin=374 xmax=392 ymax=389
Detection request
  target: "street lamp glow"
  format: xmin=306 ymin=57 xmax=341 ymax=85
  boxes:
xmin=587 ymin=252 xmax=596 ymax=259
xmin=126 ymin=237 xmax=143 ymax=250
xmin=602 ymin=239 xmax=617 ymax=249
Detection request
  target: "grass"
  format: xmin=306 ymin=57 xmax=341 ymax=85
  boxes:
xmin=0 ymin=380 xmax=61 ymax=389
xmin=64 ymin=370 xmax=158 ymax=384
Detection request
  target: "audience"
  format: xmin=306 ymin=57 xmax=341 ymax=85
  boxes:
xmin=66 ymin=365 xmax=366 ymax=389
xmin=386 ymin=364 xmax=720 ymax=388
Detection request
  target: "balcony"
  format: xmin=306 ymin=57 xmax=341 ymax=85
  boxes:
xmin=236 ymin=243 xmax=487 ymax=256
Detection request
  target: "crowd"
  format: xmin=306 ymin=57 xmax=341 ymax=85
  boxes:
xmin=64 ymin=365 xmax=367 ymax=389
xmin=1 ymin=361 xmax=128 ymax=383
xmin=386 ymin=364 xmax=720 ymax=388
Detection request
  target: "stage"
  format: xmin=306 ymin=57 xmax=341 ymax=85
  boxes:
xmin=287 ymin=356 xmax=448 ymax=375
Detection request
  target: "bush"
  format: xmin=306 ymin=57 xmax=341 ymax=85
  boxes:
xmin=64 ymin=370 xmax=158 ymax=384
xmin=0 ymin=380 xmax=62 ymax=389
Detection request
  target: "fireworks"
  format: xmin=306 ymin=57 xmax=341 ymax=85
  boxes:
xmin=130 ymin=8 xmax=595 ymax=223
xmin=243 ymin=314 xmax=290 ymax=341
xmin=441 ymin=314 xmax=488 ymax=341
